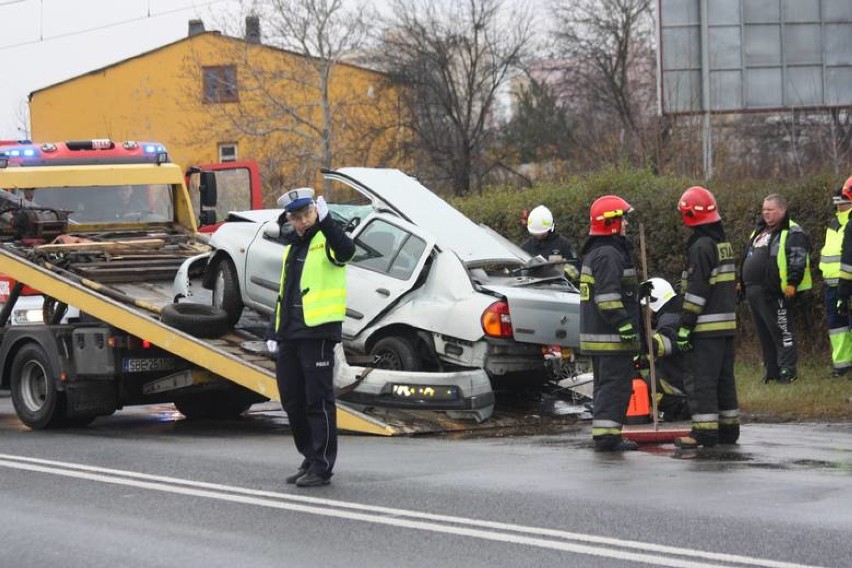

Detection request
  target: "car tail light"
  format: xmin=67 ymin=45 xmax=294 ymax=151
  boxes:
xmin=481 ymin=300 xmax=513 ymax=338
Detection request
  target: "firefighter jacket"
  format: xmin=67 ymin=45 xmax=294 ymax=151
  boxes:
xmin=742 ymin=216 xmax=812 ymax=296
xmin=579 ymin=236 xmax=640 ymax=354
xmin=521 ymin=231 xmax=578 ymax=265
xmin=820 ymin=208 xmax=851 ymax=286
xmin=680 ymin=223 xmax=737 ymax=337
xmin=272 ymin=215 xmax=355 ymax=341
xmin=650 ymin=296 xmax=683 ymax=357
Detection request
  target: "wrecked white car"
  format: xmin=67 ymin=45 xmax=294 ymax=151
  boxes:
xmin=203 ymin=168 xmax=584 ymax=386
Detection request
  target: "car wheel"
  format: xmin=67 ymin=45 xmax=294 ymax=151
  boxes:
xmin=212 ymin=259 xmax=244 ymax=327
xmin=370 ymin=336 xmax=421 ymax=371
xmin=10 ymin=343 xmax=67 ymax=429
xmin=161 ymin=303 xmax=231 ymax=338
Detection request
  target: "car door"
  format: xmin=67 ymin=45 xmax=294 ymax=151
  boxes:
xmin=344 ymin=216 xmax=436 ymax=339
xmin=243 ymin=221 xmax=288 ymax=313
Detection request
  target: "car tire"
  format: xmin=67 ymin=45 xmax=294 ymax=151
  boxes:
xmin=10 ymin=343 xmax=67 ymax=429
xmin=370 ymin=336 xmax=421 ymax=371
xmin=212 ymin=259 xmax=244 ymax=327
xmin=161 ymin=303 xmax=231 ymax=338
xmin=174 ymin=391 xmax=254 ymax=420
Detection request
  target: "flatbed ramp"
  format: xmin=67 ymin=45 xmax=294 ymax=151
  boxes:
xmin=0 ymin=246 xmax=413 ymax=436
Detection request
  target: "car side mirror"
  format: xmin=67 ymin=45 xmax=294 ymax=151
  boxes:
xmin=199 ymin=172 xmax=218 ymax=207
xmin=345 ymin=217 xmax=360 ymax=233
xmin=263 ymin=223 xmax=281 ymax=240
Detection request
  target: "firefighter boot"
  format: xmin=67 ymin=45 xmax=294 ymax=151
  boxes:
xmin=674 ymin=429 xmax=719 ymax=449
xmin=718 ymin=424 xmax=740 ymax=445
xmin=594 ymin=435 xmax=639 ymax=452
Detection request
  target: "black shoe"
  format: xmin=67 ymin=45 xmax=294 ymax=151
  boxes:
xmin=777 ymin=369 xmax=797 ymax=384
xmin=285 ymin=469 xmax=307 ymax=484
xmin=594 ymin=435 xmax=639 ymax=452
xmin=295 ymin=472 xmax=331 ymax=487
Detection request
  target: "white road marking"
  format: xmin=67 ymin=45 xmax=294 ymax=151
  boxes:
xmin=0 ymin=453 xmax=825 ymax=568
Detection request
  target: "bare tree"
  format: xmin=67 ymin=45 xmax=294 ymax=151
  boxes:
xmin=377 ymin=0 xmax=533 ymax=195
xmin=192 ymin=0 xmax=397 ymax=190
xmin=550 ymin=0 xmax=655 ymax=167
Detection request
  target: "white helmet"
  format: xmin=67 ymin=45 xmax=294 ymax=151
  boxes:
xmin=527 ymin=205 xmax=554 ymax=235
xmin=641 ymin=277 xmax=676 ymax=313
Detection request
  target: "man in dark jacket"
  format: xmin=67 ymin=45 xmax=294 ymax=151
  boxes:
xmin=579 ymin=195 xmax=640 ymax=452
xmin=674 ymin=186 xmax=739 ymax=449
xmin=267 ymin=187 xmax=355 ymax=487
xmin=740 ymin=194 xmax=812 ymax=384
xmin=522 ymin=205 xmax=579 ymax=280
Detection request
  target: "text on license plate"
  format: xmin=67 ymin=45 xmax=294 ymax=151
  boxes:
xmin=123 ymin=357 xmax=177 ymax=373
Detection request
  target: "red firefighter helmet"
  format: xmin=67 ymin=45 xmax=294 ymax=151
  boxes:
xmin=836 ymin=176 xmax=852 ymax=204
xmin=589 ymin=195 xmax=633 ymax=235
xmin=678 ymin=186 xmax=721 ymax=227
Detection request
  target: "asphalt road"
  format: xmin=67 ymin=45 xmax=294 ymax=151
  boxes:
xmin=1 ymin=391 xmax=850 ymax=568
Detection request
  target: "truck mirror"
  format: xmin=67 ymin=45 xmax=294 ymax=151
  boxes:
xmin=199 ymin=172 xmax=218 ymax=207
xmin=263 ymin=223 xmax=281 ymax=240
xmin=198 ymin=210 xmax=217 ymax=226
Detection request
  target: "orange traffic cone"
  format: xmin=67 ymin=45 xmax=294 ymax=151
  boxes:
xmin=624 ymin=378 xmax=651 ymax=424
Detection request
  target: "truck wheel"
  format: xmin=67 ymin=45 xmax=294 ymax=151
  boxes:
xmin=370 ymin=336 xmax=421 ymax=371
xmin=174 ymin=392 xmax=253 ymax=420
xmin=10 ymin=343 xmax=67 ymax=429
xmin=161 ymin=303 xmax=230 ymax=338
xmin=212 ymin=259 xmax=244 ymax=327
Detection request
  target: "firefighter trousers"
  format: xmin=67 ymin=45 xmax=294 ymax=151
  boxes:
xmin=276 ymin=338 xmax=338 ymax=479
xmin=590 ymin=354 xmax=634 ymax=438
xmin=745 ymin=284 xmax=797 ymax=379
xmin=683 ymin=335 xmax=738 ymax=436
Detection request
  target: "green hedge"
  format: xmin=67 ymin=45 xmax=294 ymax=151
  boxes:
xmin=452 ymin=166 xmax=843 ymax=361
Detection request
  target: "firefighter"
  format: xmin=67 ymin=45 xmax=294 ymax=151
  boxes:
xmin=639 ymin=277 xmax=690 ymax=422
xmin=579 ymin=195 xmax=640 ymax=452
xmin=266 ymin=187 xmax=355 ymax=487
xmin=673 ymin=186 xmax=739 ymax=449
xmin=522 ymin=205 xmax=579 ymax=280
xmin=820 ymin=178 xmax=852 ymax=378
xmin=740 ymin=194 xmax=812 ymax=383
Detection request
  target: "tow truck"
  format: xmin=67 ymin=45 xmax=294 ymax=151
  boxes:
xmin=0 ymin=140 xmax=493 ymax=435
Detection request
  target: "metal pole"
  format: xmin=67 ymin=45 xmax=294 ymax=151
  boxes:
xmin=700 ymin=0 xmax=713 ymax=180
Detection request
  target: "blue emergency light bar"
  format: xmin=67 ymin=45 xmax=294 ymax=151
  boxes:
xmin=0 ymin=139 xmax=169 ymax=167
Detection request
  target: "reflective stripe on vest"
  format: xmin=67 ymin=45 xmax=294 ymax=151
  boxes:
xmin=275 ymin=231 xmax=347 ymax=329
xmin=819 ymin=209 xmax=850 ymax=283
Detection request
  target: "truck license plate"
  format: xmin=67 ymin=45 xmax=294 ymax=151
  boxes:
xmin=123 ymin=357 xmax=176 ymax=373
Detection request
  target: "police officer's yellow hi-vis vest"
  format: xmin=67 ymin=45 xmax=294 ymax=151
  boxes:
xmin=819 ymin=208 xmax=851 ymax=286
xmin=750 ymin=221 xmax=812 ymax=293
xmin=275 ymin=231 xmax=347 ymax=329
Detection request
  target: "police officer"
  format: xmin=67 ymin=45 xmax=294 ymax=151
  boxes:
xmin=522 ymin=205 xmax=579 ymax=279
xmin=820 ymin=178 xmax=852 ymax=378
xmin=639 ymin=277 xmax=690 ymax=422
xmin=267 ymin=187 xmax=355 ymax=487
xmin=673 ymin=186 xmax=739 ymax=449
xmin=740 ymin=194 xmax=812 ymax=384
xmin=579 ymin=195 xmax=639 ymax=452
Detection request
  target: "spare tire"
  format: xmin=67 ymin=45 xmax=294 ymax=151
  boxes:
xmin=161 ymin=303 xmax=230 ymax=338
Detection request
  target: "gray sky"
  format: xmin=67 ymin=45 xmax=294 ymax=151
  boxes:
xmin=0 ymin=0 xmax=243 ymax=139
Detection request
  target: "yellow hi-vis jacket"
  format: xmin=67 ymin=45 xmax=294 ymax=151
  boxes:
xmin=819 ymin=208 xmax=851 ymax=286
xmin=275 ymin=231 xmax=347 ymax=329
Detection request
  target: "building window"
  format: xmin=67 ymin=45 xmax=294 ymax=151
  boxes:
xmin=218 ymin=143 xmax=238 ymax=163
xmin=203 ymin=65 xmax=238 ymax=103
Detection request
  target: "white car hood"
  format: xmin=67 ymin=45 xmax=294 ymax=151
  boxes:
xmin=325 ymin=168 xmax=525 ymax=266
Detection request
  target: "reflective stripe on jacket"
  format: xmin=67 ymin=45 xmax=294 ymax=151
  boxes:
xmin=680 ymin=236 xmax=737 ymax=337
xmin=275 ymin=231 xmax=347 ymax=329
xmin=748 ymin=220 xmax=812 ymax=293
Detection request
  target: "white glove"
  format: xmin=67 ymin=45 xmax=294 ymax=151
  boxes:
xmin=316 ymin=195 xmax=329 ymax=222
xmin=266 ymin=339 xmax=278 ymax=354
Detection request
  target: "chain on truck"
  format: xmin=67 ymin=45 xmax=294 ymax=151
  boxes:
xmin=0 ymin=139 xmax=488 ymax=435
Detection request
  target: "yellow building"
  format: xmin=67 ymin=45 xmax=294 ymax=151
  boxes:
xmin=29 ymin=19 xmax=403 ymax=203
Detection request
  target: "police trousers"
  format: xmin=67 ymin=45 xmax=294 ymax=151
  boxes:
xmin=276 ymin=338 xmax=337 ymax=479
